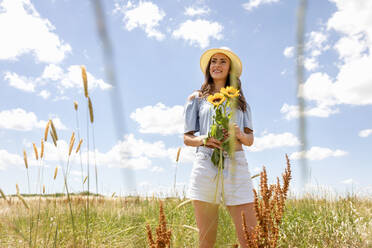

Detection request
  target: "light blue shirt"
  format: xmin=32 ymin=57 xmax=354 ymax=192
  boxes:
xmin=183 ymin=91 xmax=253 ymax=135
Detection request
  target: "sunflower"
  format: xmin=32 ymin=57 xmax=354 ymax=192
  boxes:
xmin=221 ymin=86 xmax=240 ymax=98
xmin=207 ymin=93 xmax=226 ymax=106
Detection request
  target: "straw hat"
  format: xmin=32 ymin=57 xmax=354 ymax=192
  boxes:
xmin=200 ymin=47 xmax=242 ymax=77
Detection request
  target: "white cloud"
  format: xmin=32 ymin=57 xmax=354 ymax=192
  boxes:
xmin=4 ymin=72 xmax=36 ymax=92
xmin=38 ymin=90 xmax=51 ymax=99
xmin=292 ymin=0 xmax=372 ymax=118
xmin=333 ymin=34 xmax=367 ymax=61
xmin=167 ymin=146 xmax=196 ymax=164
xmin=302 ymin=31 xmax=329 ymax=72
xmin=130 ymin=103 xmax=184 ymax=135
xmin=0 ymin=0 xmax=71 ymax=63
xmin=151 ymin=166 xmax=164 ymax=173
xmin=242 ymin=0 xmax=280 ymax=11
xmin=0 ymin=108 xmax=66 ymax=131
xmin=34 ymin=134 xmax=159 ymax=170
xmin=290 ymin=146 xmax=348 ymax=161
xmin=0 ymin=149 xmax=23 ymax=170
xmin=280 ymin=103 xmax=339 ymax=120
xmin=306 ymin=31 xmax=328 ymax=52
xmin=300 ymin=58 xmax=372 ymax=107
xmin=42 ymin=64 xmax=64 ymax=81
xmin=283 ymin=46 xmax=294 ymax=58
xmin=340 ymin=178 xmax=357 ymax=185
xmin=184 ymin=6 xmax=210 ymax=16
xmin=57 ymin=65 xmax=111 ymax=93
xmin=304 ymin=57 xmax=319 ymax=71
xmin=4 ymin=64 xmax=111 ymax=97
xmin=115 ymin=1 xmax=165 ymax=41
xmin=247 ymin=132 xmax=300 ymax=152
xmin=37 ymin=117 xmax=66 ymax=130
xmin=172 ymin=19 xmax=223 ymax=49
xmin=327 ymin=0 xmax=372 ymax=41
xmin=79 ymin=138 xmax=194 ymax=171
xmin=359 ymin=129 xmax=372 ymax=138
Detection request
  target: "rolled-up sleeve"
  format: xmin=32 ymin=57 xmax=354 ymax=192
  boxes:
xmin=243 ymin=104 xmax=253 ymax=131
xmin=183 ymin=94 xmax=200 ymax=134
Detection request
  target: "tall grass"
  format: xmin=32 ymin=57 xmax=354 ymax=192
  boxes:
xmin=0 ymin=194 xmax=371 ymax=247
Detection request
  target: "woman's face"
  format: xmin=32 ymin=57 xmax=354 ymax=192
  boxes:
xmin=209 ymin=53 xmax=230 ymax=81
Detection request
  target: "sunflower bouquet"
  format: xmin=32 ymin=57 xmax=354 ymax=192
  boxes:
xmin=205 ymin=86 xmax=240 ymax=202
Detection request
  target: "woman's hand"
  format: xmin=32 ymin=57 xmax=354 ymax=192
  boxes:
xmin=222 ymin=123 xmax=243 ymax=141
xmin=199 ymin=135 xmax=222 ymax=149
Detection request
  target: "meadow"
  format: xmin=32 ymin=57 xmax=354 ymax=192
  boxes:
xmin=0 ymin=193 xmax=371 ymax=247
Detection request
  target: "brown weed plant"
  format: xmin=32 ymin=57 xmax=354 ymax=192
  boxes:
xmin=146 ymin=201 xmax=172 ymax=248
xmin=242 ymin=154 xmax=292 ymax=248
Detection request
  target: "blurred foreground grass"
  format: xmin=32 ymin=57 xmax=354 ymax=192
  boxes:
xmin=0 ymin=195 xmax=371 ymax=247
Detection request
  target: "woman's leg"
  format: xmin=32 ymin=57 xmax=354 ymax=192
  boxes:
xmin=226 ymin=202 xmax=257 ymax=248
xmin=193 ymin=200 xmax=219 ymax=248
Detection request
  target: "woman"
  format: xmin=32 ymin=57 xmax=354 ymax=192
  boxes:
xmin=183 ymin=48 xmax=257 ymax=248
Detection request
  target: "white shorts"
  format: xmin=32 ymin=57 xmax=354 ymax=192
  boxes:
xmin=187 ymin=146 xmax=255 ymax=206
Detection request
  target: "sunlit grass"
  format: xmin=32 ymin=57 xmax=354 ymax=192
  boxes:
xmin=0 ymin=194 xmax=371 ymax=247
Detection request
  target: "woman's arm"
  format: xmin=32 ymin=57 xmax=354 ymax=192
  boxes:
xmin=234 ymin=125 xmax=254 ymax=147
xmin=184 ymin=131 xmax=222 ymax=149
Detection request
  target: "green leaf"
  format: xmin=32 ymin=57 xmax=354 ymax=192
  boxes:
xmin=211 ymin=149 xmax=225 ymax=169
xmin=216 ymin=126 xmax=224 ymax=140
xmin=211 ymin=149 xmax=220 ymax=167
xmin=222 ymin=140 xmax=230 ymax=153
xmin=210 ymin=124 xmax=217 ymax=137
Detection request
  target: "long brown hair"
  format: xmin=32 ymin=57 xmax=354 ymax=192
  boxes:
xmin=199 ymin=57 xmax=248 ymax=112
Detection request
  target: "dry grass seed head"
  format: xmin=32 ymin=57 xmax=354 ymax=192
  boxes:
xmin=76 ymin=139 xmax=83 ymax=153
xmin=74 ymin=101 xmax=78 ymax=111
xmin=33 ymin=143 xmax=38 ymax=160
xmin=16 ymin=184 xmax=20 ymax=195
xmin=50 ymin=120 xmax=58 ymax=141
xmin=17 ymin=194 xmax=29 ymax=209
xmin=176 ymin=147 xmax=181 ymax=162
xmin=54 ymin=167 xmax=58 ymax=180
xmin=88 ymin=97 xmax=94 ymax=123
xmin=68 ymin=132 xmax=75 ymax=156
xmin=244 ymin=155 xmax=292 ymax=248
xmin=146 ymin=201 xmax=172 ymax=248
xmin=81 ymin=65 xmax=88 ymax=98
xmin=44 ymin=120 xmax=50 ymax=141
xmin=50 ymin=130 xmax=57 ymax=147
xmin=146 ymin=223 xmax=156 ymax=247
xmin=40 ymin=139 xmax=44 ymax=159
xmin=23 ymin=150 xmax=28 ymax=169
xmin=83 ymin=176 xmax=88 ymax=184
xmin=0 ymin=188 xmax=7 ymax=201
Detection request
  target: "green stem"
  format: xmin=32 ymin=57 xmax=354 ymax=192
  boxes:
xmin=220 ymin=150 xmax=225 ymax=204
xmin=214 ymin=158 xmax=220 ymax=203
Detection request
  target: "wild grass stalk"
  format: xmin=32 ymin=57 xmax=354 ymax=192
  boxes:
xmin=87 ymin=96 xmax=99 ymax=196
xmin=60 ymin=131 xmax=78 ymax=247
xmin=74 ymin=101 xmax=85 ymax=192
xmin=82 ymin=65 xmax=91 ymax=247
xmin=241 ymin=154 xmax=292 ymax=248
xmin=0 ymin=188 xmax=10 ymax=205
xmin=173 ymin=147 xmax=181 ymax=196
xmin=22 ymin=150 xmax=33 ymax=248
xmin=23 ymin=150 xmax=30 ymax=195
xmin=146 ymin=201 xmax=172 ymax=248
xmin=33 ymin=141 xmax=43 ymax=247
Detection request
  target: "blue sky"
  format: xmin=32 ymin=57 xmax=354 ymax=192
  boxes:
xmin=0 ymin=0 xmax=371 ymax=197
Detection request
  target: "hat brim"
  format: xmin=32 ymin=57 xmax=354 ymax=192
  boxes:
xmin=200 ymin=48 xmax=242 ymax=77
